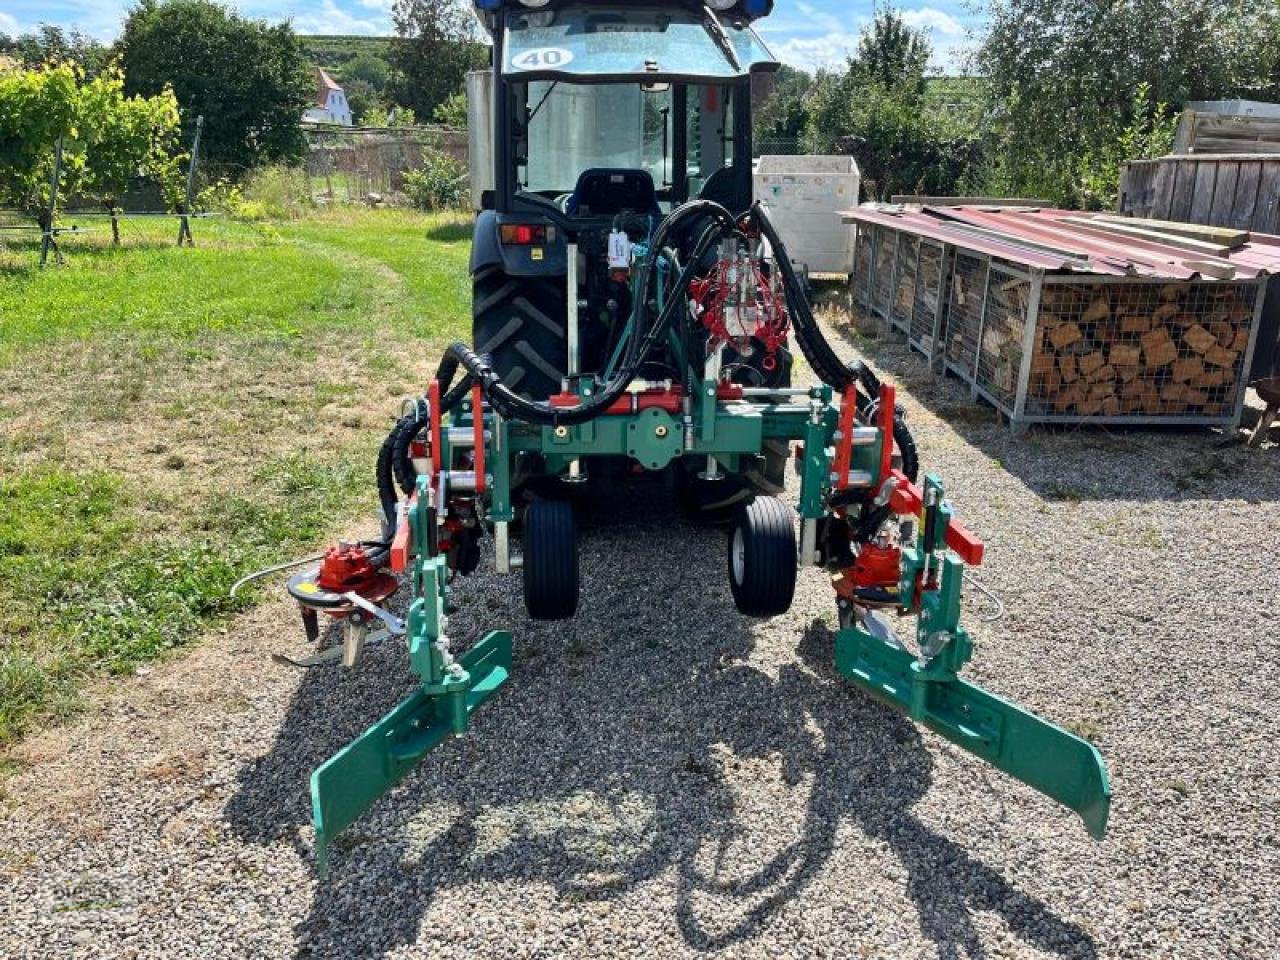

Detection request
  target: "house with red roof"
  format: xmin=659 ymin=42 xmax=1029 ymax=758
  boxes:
xmin=303 ymin=67 xmax=352 ymax=126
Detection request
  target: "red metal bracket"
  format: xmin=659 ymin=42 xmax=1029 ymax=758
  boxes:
xmin=427 ymin=380 xmax=442 ymax=479
xmin=390 ymin=493 xmax=416 ymax=573
xmin=878 ymin=383 xmax=895 ymax=484
xmin=832 ymin=384 xmax=857 ymax=489
xmin=887 ymin=469 xmax=985 ymax=567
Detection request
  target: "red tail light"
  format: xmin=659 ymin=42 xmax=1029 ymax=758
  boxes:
xmin=500 ymin=223 xmax=551 ymax=245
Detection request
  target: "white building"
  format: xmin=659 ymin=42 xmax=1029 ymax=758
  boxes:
xmin=302 ymin=68 xmax=352 ymax=126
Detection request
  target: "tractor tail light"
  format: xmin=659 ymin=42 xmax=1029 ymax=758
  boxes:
xmin=500 ymin=223 xmax=550 ymax=245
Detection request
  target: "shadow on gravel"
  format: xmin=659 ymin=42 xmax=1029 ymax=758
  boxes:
xmin=224 ymin=483 xmax=1096 ymax=959
xmin=827 ymin=311 xmax=1280 ymax=505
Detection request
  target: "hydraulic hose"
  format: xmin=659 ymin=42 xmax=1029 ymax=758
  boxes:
xmin=749 ymin=202 xmax=880 ymax=398
xmin=448 ymin=203 xmax=734 ymax=427
xmin=749 ymin=202 xmax=918 ymax=481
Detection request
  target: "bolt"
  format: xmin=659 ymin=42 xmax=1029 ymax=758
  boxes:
xmin=655 ymin=425 xmax=669 ymax=438
xmin=554 ymin=425 xmax=569 ymax=438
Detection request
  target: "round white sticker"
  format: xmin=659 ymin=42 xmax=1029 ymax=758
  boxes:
xmin=509 ymin=47 xmax=575 ymax=71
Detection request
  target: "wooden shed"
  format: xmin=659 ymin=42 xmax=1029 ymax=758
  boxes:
xmin=1119 ymin=155 xmax=1280 ymax=233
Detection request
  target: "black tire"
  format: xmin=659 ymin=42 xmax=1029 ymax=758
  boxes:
xmin=522 ymin=499 xmax=579 ymax=620
xmin=728 ymin=496 xmax=797 ymax=617
xmin=472 ymin=266 xmax=567 ymax=401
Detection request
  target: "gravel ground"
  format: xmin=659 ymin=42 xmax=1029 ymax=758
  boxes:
xmin=3 ymin=321 xmax=1279 ymax=959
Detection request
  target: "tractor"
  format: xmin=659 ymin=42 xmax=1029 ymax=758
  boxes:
xmin=281 ymin=0 xmax=1111 ymax=872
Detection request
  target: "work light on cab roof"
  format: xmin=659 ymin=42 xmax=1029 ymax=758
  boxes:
xmin=254 ymin=0 xmax=1113 ymax=878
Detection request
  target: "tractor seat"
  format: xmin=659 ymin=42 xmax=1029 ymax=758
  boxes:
xmin=565 ymin=168 xmax=661 ymax=218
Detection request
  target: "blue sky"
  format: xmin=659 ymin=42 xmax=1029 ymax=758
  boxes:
xmin=0 ymin=1 xmax=985 ymax=73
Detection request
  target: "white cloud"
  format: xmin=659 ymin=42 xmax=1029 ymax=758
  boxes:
xmin=899 ymin=7 xmax=964 ymax=37
xmin=0 ymin=12 xmax=21 ymax=35
xmin=771 ymin=34 xmax=860 ymax=72
xmin=292 ymin=0 xmax=388 ymax=35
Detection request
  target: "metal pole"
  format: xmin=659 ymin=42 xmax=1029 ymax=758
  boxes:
xmin=1010 ymin=270 xmax=1045 ymax=432
xmin=178 ymin=115 xmax=203 ymax=247
xmin=39 ymin=136 xmax=63 ymax=268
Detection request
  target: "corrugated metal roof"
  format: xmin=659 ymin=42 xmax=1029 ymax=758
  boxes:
xmin=840 ymin=205 xmax=1280 ymax=281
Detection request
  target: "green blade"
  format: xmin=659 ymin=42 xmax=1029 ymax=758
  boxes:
xmin=311 ymin=630 xmax=512 ymax=873
xmin=835 ymin=625 xmax=1110 ymax=838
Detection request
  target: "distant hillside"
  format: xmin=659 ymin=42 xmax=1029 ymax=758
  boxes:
xmin=299 ymin=35 xmax=395 ymax=86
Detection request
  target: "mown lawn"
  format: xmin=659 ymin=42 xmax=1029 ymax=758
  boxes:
xmin=0 ymin=207 xmax=472 ymax=741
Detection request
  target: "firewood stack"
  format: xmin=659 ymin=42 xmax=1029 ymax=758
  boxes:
xmin=1023 ymin=282 xmax=1253 ymax=416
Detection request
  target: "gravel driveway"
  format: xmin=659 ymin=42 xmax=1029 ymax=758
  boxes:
xmin=3 ymin=324 xmax=1278 ymax=959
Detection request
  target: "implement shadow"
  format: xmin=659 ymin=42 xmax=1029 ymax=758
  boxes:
xmin=825 ymin=306 xmax=1280 ymax=504
xmin=224 ymin=481 xmax=1097 ymax=959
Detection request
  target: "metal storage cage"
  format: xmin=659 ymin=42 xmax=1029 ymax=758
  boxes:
xmin=971 ymin=271 xmax=1264 ymax=426
xmin=843 ymin=204 xmax=1279 ymax=431
xmin=850 ymin=221 xmax=948 ymax=366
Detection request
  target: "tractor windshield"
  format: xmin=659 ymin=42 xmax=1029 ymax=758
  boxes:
xmin=503 ymin=4 xmax=777 ymax=81
xmin=515 ymin=81 xmax=738 ymax=207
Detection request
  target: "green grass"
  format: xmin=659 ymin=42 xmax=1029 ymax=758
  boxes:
xmin=0 ymin=207 xmax=472 ymax=741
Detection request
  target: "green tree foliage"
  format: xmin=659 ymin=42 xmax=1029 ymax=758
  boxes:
xmin=118 ymin=0 xmax=313 ymax=170
xmin=389 ymin=0 xmax=487 ymax=121
xmin=977 ymin=0 xmax=1280 ymax=206
xmin=401 ymin=148 xmax=467 ymax=210
xmin=0 ymin=64 xmax=182 ymax=232
xmin=0 ymin=25 xmax=112 ymax=76
xmin=754 ymin=65 xmax=809 ymax=151
xmin=849 ymin=9 xmax=929 ymax=93
xmin=0 ymin=65 xmax=80 ymax=228
xmin=800 ymin=8 xmax=982 ymax=199
xmin=346 ymin=52 xmax=391 ymax=92
xmin=432 ymin=90 xmax=468 ymax=130
xmin=344 ymin=79 xmax=381 ymax=126
xmin=78 ymin=69 xmax=184 ymax=238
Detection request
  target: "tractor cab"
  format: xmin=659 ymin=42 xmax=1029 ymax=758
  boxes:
xmin=467 ymin=0 xmax=781 ymax=399
xmin=470 ymin=1 xmax=777 ymax=216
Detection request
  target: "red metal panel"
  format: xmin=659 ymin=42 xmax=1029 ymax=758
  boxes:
xmin=844 ymin=204 xmax=1280 ymax=280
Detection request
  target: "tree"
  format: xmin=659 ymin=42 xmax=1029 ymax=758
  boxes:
xmin=118 ymin=0 xmax=313 ymax=171
xmin=1 ymin=25 xmax=112 ymax=75
xmin=798 ymin=8 xmax=981 ymax=199
xmin=0 ymin=64 xmax=182 ymax=236
xmin=389 ymin=0 xmax=487 ymax=121
xmin=976 ymin=0 xmax=1280 ymax=206
xmin=78 ymin=69 xmax=184 ymax=241
xmin=850 ymin=7 xmax=929 ymax=94
xmin=345 ymin=52 xmax=390 ymax=92
xmin=344 ymin=79 xmax=381 ymax=126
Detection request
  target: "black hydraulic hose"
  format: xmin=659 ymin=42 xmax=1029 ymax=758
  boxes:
xmin=447 ymin=208 xmax=731 ymax=427
xmin=376 ymin=420 xmax=400 ymax=534
xmin=749 ymin=202 xmax=920 ymax=482
xmin=432 ymin=350 xmax=474 ymax=413
xmin=750 ymin=202 xmax=880 ymax=397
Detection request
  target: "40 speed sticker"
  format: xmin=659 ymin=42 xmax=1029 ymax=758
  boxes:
xmin=509 ymin=47 xmax=575 ymax=70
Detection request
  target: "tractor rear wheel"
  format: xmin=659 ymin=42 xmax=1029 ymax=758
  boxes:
xmin=728 ymin=496 xmax=797 ymax=617
xmin=522 ymin=499 xmax=579 ymax=620
xmin=472 ymin=267 xmax=567 ymax=401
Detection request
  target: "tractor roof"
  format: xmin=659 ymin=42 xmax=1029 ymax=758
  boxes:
xmin=479 ymin=2 xmax=779 ymax=83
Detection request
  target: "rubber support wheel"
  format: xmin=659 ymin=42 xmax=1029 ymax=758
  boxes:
xmin=522 ymin=499 xmax=579 ymax=620
xmin=472 ymin=266 xmax=567 ymax=401
xmin=728 ymin=496 xmax=797 ymax=617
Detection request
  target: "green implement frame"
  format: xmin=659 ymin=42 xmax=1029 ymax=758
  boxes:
xmin=307 ymin=391 xmax=1110 ymax=871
